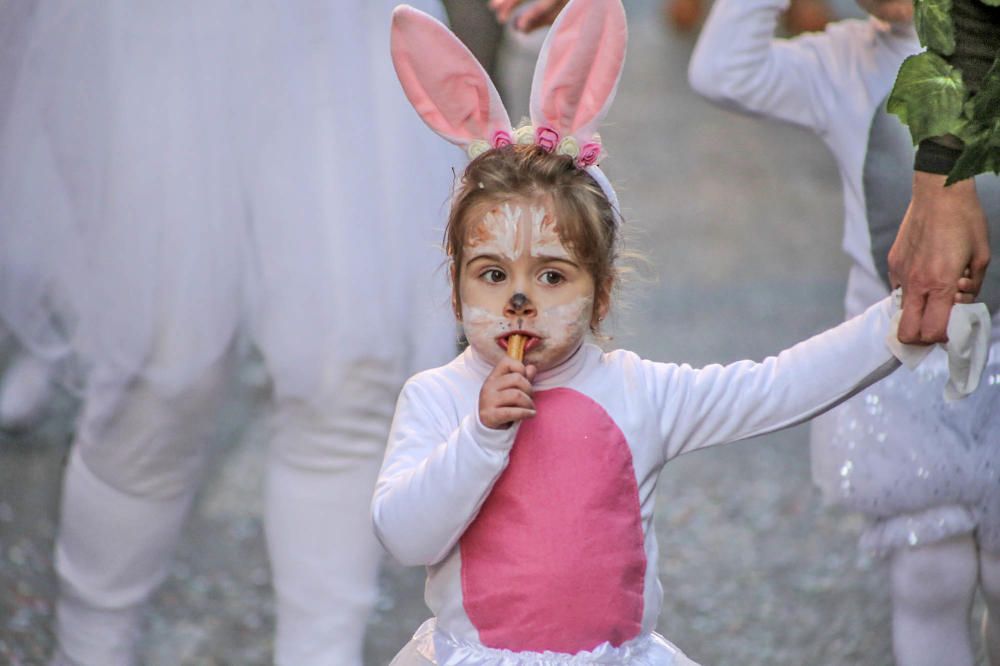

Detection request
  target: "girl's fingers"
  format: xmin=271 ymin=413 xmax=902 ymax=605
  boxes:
xmin=480 ymin=357 xmax=535 ymax=427
xmin=493 ymin=372 xmax=533 ymax=394
xmin=957 ymin=276 xmax=975 ymax=293
xmin=490 ymin=407 xmax=537 ymax=424
xmin=497 ymin=355 xmax=527 ymax=375
xmin=495 ymin=388 xmax=535 ymax=410
xmin=487 ymin=357 xmax=532 ymax=388
xmin=954 ymin=291 xmax=975 ymax=304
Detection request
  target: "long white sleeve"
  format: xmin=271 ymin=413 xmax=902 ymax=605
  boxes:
xmin=371 ymin=379 xmax=516 ymax=567
xmin=688 ymin=0 xmax=866 ymax=134
xmin=647 ymin=297 xmax=899 ymax=460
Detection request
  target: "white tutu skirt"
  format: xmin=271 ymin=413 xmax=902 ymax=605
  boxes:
xmin=0 ymin=0 xmax=458 ymax=396
xmin=389 ymin=619 xmax=699 ymax=666
xmin=811 ymin=348 xmax=1000 ymax=557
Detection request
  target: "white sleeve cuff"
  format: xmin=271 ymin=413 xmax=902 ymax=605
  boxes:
xmin=468 ymin=412 xmax=519 ymax=453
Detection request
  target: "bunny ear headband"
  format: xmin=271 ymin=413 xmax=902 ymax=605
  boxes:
xmin=390 ymin=0 xmax=627 ymax=215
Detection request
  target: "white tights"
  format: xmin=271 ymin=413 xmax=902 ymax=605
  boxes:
xmin=53 ymin=354 xmax=402 ymax=666
xmin=264 ymin=358 xmax=401 ymax=665
xmin=890 ymin=534 xmax=1000 ymax=666
xmin=53 ymin=361 xmax=228 ymax=666
xmin=982 ymin=549 xmax=1000 ymax=665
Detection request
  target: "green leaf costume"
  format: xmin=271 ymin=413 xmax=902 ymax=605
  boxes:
xmin=888 ymin=0 xmax=1000 ymax=182
xmin=915 ymin=0 xmax=956 ymax=54
xmin=887 ymin=52 xmax=965 ymax=143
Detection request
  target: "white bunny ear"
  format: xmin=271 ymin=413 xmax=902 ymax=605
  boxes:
xmin=391 ymin=5 xmax=512 ymax=151
xmin=529 ymin=0 xmax=627 ymax=145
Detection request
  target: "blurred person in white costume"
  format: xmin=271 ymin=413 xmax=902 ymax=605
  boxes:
xmin=0 ymin=2 xmax=457 ymax=664
xmin=0 ymin=0 xmax=59 ymax=433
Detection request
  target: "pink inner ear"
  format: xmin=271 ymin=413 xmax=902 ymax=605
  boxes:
xmin=531 ymin=0 xmax=626 ymax=140
xmin=391 ymin=7 xmax=511 ymax=147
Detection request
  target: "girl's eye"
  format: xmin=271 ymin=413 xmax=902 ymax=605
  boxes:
xmin=540 ymin=270 xmax=564 ymax=286
xmin=481 ymin=268 xmax=506 ymax=284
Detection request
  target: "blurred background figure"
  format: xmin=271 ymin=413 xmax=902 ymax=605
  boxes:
xmin=689 ymin=0 xmax=1000 ymax=663
xmin=667 ymin=0 xmax=831 ymax=34
xmin=0 ymin=1 xmax=456 ymax=664
xmin=0 ymin=0 xmax=59 ymax=435
xmin=443 ymin=0 xmax=547 ymax=122
xmin=0 ymin=344 xmax=56 ymax=433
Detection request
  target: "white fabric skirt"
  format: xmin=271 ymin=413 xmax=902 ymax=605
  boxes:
xmin=0 ymin=0 xmax=459 ymax=396
xmin=390 ymin=618 xmax=699 ymax=666
xmin=811 ymin=348 xmax=1000 ymax=557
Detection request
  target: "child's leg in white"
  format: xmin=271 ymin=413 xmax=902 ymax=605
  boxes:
xmin=979 ymin=547 xmax=1000 ymax=665
xmin=890 ymin=534 xmax=978 ymax=666
xmin=52 ymin=363 xmax=228 ymax=666
xmin=53 ymin=449 xmax=194 ymax=666
xmin=265 ymin=359 xmax=401 ymax=666
xmin=0 ymin=349 xmax=55 ymax=431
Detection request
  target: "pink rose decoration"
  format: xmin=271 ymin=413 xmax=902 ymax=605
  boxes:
xmin=535 ymin=126 xmax=560 ymax=153
xmin=491 ymin=130 xmax=513 ymax=148
xmin=577 ymin=141 xmax=602 ymax=167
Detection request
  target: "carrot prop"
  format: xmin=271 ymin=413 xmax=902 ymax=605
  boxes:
xmin=507 ymin=334 xmax=526 ymax=362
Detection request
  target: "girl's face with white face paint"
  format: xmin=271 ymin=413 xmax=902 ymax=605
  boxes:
xmin=458 ymin=197 xmax=603 ymax=372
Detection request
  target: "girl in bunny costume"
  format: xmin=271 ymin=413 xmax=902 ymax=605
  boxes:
xmin=373 ymin=1 xmax=990 ymax=663
xmin=0 ymin=1 xmax=456 ymax=664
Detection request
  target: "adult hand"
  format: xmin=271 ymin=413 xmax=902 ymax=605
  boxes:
xmin=888 ymin=171 xmax=990 ymax=344
xmin=489 ymin=0 xmax=569 ymax=32
xmin=478 ymin=356 xmax=537 ymax=429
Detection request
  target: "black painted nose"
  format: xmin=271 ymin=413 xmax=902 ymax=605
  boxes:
xmin=506 ymin=292 xmax=535 ymax=318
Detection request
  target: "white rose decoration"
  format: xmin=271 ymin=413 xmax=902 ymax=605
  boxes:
xmin=467 ymin=140 xmax=490 ymax=159
xmin=556 ymin=136 xmax=580 ymax=159
xmin=513 ymin=125 xmax=535 ymax=145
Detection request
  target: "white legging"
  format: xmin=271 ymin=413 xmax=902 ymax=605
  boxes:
xmin=891 ymin=534 xmax=1000 ymax=666
xmin=53 ymin=349 xmax=403 ymax=666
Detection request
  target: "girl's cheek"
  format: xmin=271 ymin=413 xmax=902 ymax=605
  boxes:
xmin=536 ymin=296 xmax=593 ymax=344
xmin=461 ymin=304 xmax=509 ymax=344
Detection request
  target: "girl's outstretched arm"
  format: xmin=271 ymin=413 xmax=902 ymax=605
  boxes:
xmin=689 ymin=0 xmax=858 ymax=133
xmin=647 ymin=296 xmax=901 ymax=460
xmin=372 ymin=378 xmax=516 ymax=567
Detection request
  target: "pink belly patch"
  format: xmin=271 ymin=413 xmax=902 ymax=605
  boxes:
xmin=459 ymin=388 xmax=646 ymax=653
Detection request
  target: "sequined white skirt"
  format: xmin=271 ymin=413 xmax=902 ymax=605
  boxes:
xmin=811 ymin=350 xmax=1000 ymax=557
xmin=389 ymin=618 xmax=699 ymax=666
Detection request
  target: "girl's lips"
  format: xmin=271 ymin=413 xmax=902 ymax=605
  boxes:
xmin=498 ymin=332 xmax=541 ymax=351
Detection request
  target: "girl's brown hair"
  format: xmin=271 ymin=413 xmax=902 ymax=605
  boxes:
xmin=446 ymin=144 xmax=620 ymax=333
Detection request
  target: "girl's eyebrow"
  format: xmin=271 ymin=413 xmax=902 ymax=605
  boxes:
xmin=466 ymin=253 xmax=580 ymax=269
xmin=534 ymin=255 xmax=580 ymax=268
xmin=465 ymin=253 xmax=504 ymax=268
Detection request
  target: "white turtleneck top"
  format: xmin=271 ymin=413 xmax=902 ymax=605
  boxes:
xmin=372 ymin=296 xmax=898 ymax=656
